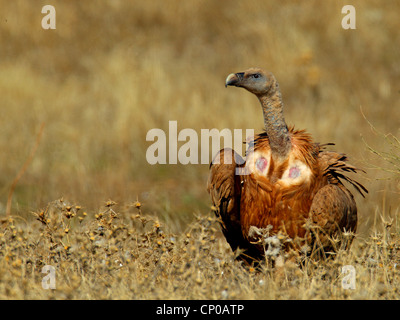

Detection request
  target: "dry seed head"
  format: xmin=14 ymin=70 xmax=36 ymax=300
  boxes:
xmin=331 ymin=235 xmax=340 ymax=244
xmin=64 ymin=211 xmax=74 ymax=219
xmin=371 ymin=235 xmax=380 ymax=242
xmin=105 ymin=200 xmax=117 ymax=207
xmin=384 ymin=220 xmax=393 ymax=229
xmin=342 ymin=229 xmax=355 ymax=239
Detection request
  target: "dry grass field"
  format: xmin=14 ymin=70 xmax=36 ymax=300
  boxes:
xmin=1 ymin=0 xmax=400 ymax=300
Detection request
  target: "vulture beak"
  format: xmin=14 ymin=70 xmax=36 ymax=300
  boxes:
xmin=225 ymin=72 xmax=244 ymax=87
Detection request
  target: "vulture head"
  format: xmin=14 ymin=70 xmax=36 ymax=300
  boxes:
xmin=225 ymin=67 xmax=277 ymax=97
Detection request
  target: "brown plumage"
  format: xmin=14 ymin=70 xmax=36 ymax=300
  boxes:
xmin=207 ymin=68 xmax=367 ymax=262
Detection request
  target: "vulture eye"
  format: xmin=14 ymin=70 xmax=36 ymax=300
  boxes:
xmin=252 ymin=73 xmax=261 ymax=79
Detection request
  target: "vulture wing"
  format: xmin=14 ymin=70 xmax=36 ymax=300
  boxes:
xmin=308 ymin=150 xmax=367 ymax=255
xmin=207 ymin=148 xmax=262 ymax=261
xmin=309 ymin=183 xmax=357 ymax=254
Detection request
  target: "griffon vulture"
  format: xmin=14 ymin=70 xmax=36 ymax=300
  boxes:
xmin=207 ymin=68 xmax=367 ymax=262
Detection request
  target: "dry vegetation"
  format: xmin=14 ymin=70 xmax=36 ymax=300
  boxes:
xmin=0 ymin=0 xmax=400 ymax=299
xmin=1 ymin=198 xmax=400 ymax=299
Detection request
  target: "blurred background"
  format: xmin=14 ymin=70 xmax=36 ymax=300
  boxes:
xmin=0 ymin=0 xmax=399 ymax=234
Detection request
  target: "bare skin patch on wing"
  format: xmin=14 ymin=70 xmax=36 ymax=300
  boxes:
xmin=255 ymin=157 xmax=268 ymax=172
xmin=289 ymin=166 xmax=300 ymax=179
xmin=279 ymin=158 xmax=312 ymax=186
xmin=246 ymin=150 xmax=271 ymax=176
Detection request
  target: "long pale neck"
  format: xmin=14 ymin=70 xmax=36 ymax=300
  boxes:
xmin=258 ymin=85 xmax=291 ymax=159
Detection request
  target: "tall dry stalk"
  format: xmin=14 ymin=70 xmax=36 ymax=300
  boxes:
xmin=6 ymin=123 xmax=45 ymax=217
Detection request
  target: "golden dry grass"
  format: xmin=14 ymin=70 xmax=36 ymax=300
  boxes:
xmin=1 ymin=199 xmax=400 ymax=299
xmin=1 ymin=0 xmax=400 ymax=299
